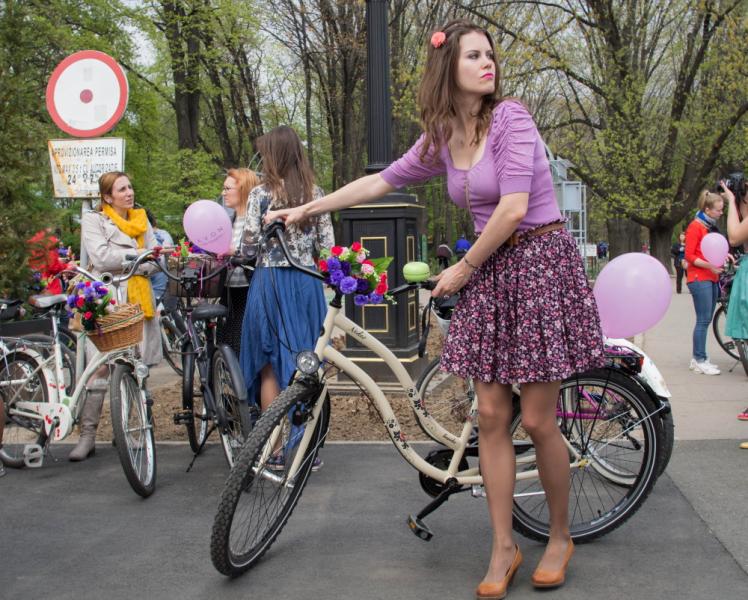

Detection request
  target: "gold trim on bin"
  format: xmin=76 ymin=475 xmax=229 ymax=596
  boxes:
xmin=362 ymin=303 xmax=389 ymax=333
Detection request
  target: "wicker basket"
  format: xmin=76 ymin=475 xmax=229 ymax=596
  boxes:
xmin=87 ymin=303 xmax=145 ymax=352
xmin=166 ymin=254 xmax=227 ymax=299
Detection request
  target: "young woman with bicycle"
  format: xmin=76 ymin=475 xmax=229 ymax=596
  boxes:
xmin=240 ymin=126 xmax=334 ymax=471
xmin=720 ymin=176 xmax=748 ymax=432
xmin=684 ymin=190 xmax=724 ymax=376
xmin=267 ymin=19 xmax=604 ymax=599
xmin=70 ymin=171 xmax=162 ymax=461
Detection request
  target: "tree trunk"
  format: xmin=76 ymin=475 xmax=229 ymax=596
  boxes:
xmin=606 ymin=217 xmax=641 ymax=258
xmin=648 ymin=224 xmax=675 ymax=274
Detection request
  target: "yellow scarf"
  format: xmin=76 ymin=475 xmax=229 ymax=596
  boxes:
xmin=101 ymin=204 xmax=155 ymax=319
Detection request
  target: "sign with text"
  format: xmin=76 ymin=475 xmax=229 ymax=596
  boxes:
xmin=48 ymin=138 xmax=125 ymax=198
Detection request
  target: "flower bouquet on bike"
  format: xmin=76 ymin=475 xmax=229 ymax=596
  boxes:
xmin=319 ymin=241 xmax=393 ymax=304
xmin=67 ymin=280 xmax=144 ymax=352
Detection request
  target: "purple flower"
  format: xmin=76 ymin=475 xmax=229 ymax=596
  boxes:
xmin=97 ymin=287 xmax=108 ymax=297
xmin=356 ymin=278 xmax=370 ymax=293
xmin=368 ymin=293 xmax=383 ymax=304
xmin=326 ymin=257 xmax=341 ymax=270
xmin=339 ymin=276 xmax=358 ymax=294
xmin=67 ymin=295 xmax=77 ymax=306
xmin=329 ymin=270 xmax=344 ymax=285
xmin=354 ymin=294 xmax=369 ymax=306
xmin=76 ymin=282 xmax=86 ymax=290
xmin=340 ymin=261 xmax=351 ymax=275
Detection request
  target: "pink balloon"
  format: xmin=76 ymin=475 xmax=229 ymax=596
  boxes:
xmin=183 ymin=200 xmax=232 ymax=254
xmin=701 ymin=232 xmax=729 ymax=266
xmin=593 ymin=253 xmax=672 ymax=338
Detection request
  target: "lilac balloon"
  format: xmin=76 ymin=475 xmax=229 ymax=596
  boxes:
xmin=593 ymin=253 xmax=672 ymax=339
xmin=182 ymin=200 xmax=232 ymax=254
xmin=701 ymin=232 xmax=729 ymax=266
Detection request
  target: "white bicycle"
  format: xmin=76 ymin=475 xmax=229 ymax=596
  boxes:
xmin=0 ymin=252 xmax=158 ymax=497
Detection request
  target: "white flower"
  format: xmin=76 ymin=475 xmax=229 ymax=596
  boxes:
xmin=361 ymin=263 xmax=375 ymax=275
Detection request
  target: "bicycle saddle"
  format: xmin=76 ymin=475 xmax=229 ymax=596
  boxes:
xmin=28 ymin=294 xmax=68 ymax=309
xmin=192 ymin=303 xmax=228 ymax=321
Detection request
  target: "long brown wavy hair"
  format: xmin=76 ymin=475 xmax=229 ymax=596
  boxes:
xmin=255 ymin=126 xmax=316 ymax=223
xmin=417 ymin=19 xmax=503 ymax=162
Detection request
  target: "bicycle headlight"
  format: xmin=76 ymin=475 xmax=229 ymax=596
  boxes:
xmin=296 ymin=351 xmax=320 ymax=375
xmin=134 ymin=363 xmax=150 ymax=380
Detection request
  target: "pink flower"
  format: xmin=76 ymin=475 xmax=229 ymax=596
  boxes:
xmin=331 ymin=246 xmax=344 ymax=256
xmin=431 ymin=31 xmax=446 ymax=48
xmin=361 ymin=264 xmax=375 ymax=275
xmin=83 ymin=311 xmax=93 ymax=319
xmin=350 ymin=241 xmax=362 ymax=252
xmin=356 ymin=252 xmax=367 ymax=263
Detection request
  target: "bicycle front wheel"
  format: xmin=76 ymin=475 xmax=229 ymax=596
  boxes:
xmin=211 ymin=379 xmax=329 ymax=576
xmin=110 ymin=364 xmax=157 ymax=497
xmin=212 ymin=345 xmax=252 ymax=467
xmin=511 ymin=368 xmax=660 ymax=543
xmin=0 ymin=351 xmax=49 ymax=468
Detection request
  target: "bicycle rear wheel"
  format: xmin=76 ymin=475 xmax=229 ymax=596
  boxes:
xmin=211 ymin=379 xmax=329 ymax=576
xmin=212 ymin=345 xmax=252 ymax=467
xmin=110 ymin=364 xmax=156 ymax=497
xmin=511 ymin=368 xmax=660 ymax=543
xmin=712 ymin=305 xmax=739 ymax=360
xmin=0 ymin=351 xmax=49 ymax=468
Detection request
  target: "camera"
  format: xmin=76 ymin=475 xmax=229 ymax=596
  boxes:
xmin=717 ymin=171 xmax=746 ymax=201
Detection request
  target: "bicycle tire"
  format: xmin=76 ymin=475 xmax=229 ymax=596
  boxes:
xmin=161 ymin=317 xmax=183 ymax=376
xmin=0 ymin=350 xmax=49 ymax=468
xmin=657 ymin=410 xmax=675 ymax=476
xmin=182 ymin=344 xmax=207 ymax=453
xmin=211 ymin=379 xmax=329 ymax=576
xmin=415 ymin=357 xmax=473 ymax=443
xmin=110 ymin=364 xmax=157 ymax=497
xmin=511 ymin=368 xmax=660 ymax=544
xmin=712 ymin=305 xmax=739 ymax=360
xmin=212 ymin=345 xmax=252 ymax=467
xmin=735 ymin=339 xmax=748 ymax=377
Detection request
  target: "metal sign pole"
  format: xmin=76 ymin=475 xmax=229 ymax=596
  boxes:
xmin=78 ymin=199 xmax=92 ymax=268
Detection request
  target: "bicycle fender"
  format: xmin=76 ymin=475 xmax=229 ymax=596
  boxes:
xmin=606 ymin=337 xmax=671 ymax=398
xmin=15 ymin=400 xmax=73 ymax=440
xmin=216 ymin=344 xmax=247 ymax=402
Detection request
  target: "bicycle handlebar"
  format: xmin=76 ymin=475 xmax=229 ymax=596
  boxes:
xmin=262 ymin=220 xmax=436 ymax=296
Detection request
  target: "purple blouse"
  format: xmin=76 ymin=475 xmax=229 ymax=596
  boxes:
xmin=380 ymin=100 xmax=561 ymax=233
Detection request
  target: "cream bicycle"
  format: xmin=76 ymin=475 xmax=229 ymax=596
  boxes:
xmin=0 ymin=253 xmax=158 ymax=497
xmin=210 ymin=223 xmax=662 ymax=576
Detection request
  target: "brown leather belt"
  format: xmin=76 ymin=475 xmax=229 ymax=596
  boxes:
xmin=504 ymin=221 xmax=565 ymax=248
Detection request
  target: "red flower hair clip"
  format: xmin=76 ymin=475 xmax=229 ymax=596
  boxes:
xmin=431 ymin=31 xmax=446 ymax=48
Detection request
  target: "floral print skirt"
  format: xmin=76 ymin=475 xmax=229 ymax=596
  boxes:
xmin=440 ymin=228 xmax=605 ymax=384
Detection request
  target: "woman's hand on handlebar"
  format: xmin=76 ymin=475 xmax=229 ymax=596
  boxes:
xmin=431 ymin=261 xmax=473 ymax=298
xmin=265 ymin=205 xmax=308 ymax=227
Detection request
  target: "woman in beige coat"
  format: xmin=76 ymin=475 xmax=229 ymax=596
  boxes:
xmin=69 ymin=171 xmax=163 ymax=461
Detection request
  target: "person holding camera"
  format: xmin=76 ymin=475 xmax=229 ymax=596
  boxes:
xmin=684 ymin=190 xmax=724 ymax=375
xmin=718 ymin=173 xmax=748 ymax=429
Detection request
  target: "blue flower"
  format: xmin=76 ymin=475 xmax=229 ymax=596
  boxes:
xmin=76 ymin=282 xmax=86 ymax=290
xmin=340 ymin=261 xmax=351 ymax=275
xmin=329 ymin=270 xmax=344 ymax=285
xmin=67 ymin=295 xmax=77 ymax=306
xmin=354 ymin=294 xmax=368 ymax=306
xmin=339 ymin=276 xmax=358 ymax=294
xmin=356 ymin=278 xmax=370 ymax=293
xmin=326 ymin=257 xmax=341 ymax=270
xmin=368 ymin=293 xmax=383 ymax=304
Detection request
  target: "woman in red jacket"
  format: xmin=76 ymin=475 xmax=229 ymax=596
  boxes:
xmin=684 ymin=190 xmax=724 ymax=375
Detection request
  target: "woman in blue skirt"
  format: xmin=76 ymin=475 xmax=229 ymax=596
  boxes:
xmin=240 ymin=126 xmax=334 ymax=469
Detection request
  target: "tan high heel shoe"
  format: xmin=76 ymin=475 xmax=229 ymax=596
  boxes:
xmin=475 ymin=545 xmax=523 ymax=600
xmin=531 ymin=539 xmax=574 ymax=588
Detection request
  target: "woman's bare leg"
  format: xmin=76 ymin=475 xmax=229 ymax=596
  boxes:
xmin=259 ymin=363 xmax=280 ymax=412
xmin=476 ymin=381 xmax=518 ymax=583
xmin=520 ymin=380 xmax=572 ymax=570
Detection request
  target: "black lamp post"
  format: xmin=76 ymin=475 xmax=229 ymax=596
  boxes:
xmin=336 ymin=0 xmax=426 ymax=383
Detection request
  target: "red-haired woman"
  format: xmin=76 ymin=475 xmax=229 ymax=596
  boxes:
xmin=267 ymin=20 xmax=604 ymax=598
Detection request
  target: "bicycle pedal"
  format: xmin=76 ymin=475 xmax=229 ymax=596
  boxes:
xmin=407 ymin=515 xmax=434 ymax=541
xmin=173 ymin=411 xmax=194 ymax=425
xmin=23 ymin=444 xmax=45 ymax=468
